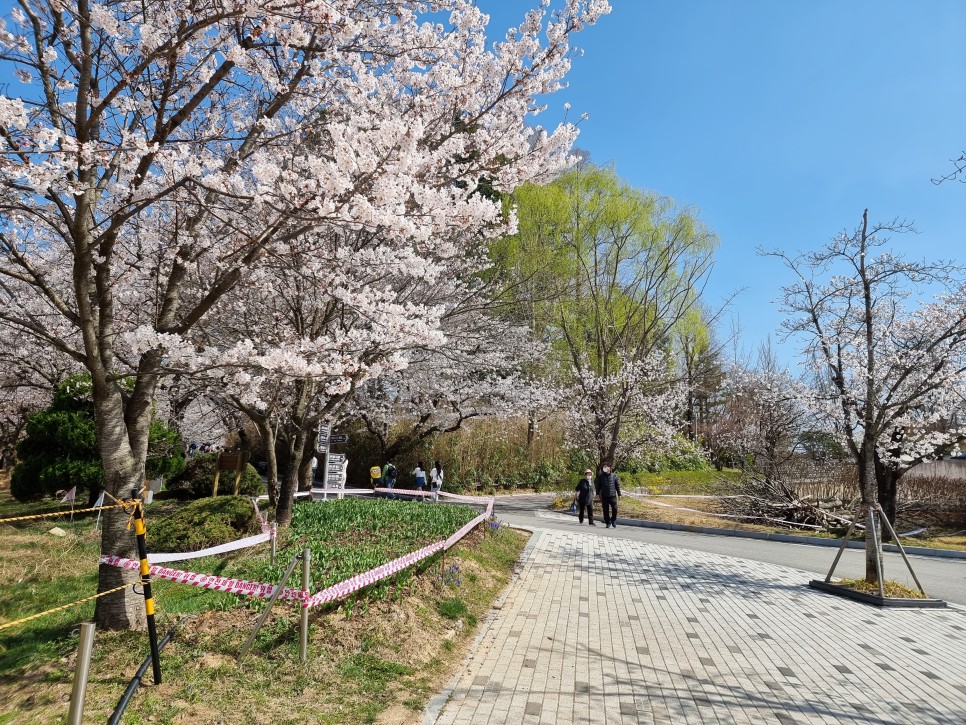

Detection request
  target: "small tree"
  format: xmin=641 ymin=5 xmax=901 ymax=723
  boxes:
xmin=767 ymin=210 xmax=966 ymax=584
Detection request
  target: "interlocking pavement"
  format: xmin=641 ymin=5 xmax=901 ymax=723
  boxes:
xmin=427 ymin=527 xmax=966 ymax=724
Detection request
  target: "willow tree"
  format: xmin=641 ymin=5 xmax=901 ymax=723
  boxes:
xmin=493 ymin=164 xmax=718 ymax=468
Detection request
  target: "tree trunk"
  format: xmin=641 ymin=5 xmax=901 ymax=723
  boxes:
xmin=858 ymin=445 xmax=882 ymax=584
xmin=874 ymin=459 xmax=901 ymax=541
xmin=256 ymin=419 xmax=279 ymax=508
xmin=92 ymin=385 xmax=153 ymax=630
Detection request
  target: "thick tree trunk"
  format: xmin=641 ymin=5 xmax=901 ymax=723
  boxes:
xmin=92 ymin=385 xmax=153 ymax=630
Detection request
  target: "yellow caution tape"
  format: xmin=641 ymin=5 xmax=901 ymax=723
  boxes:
xmin=0 ymin=583 xmax=132 ymax=632
xmin=0 ymin=504 xmax=124 ymax=525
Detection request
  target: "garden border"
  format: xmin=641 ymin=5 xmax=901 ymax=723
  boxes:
xmin=102 ymin=491 xmax=496 ymax=609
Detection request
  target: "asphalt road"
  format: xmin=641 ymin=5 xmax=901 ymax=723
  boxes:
xmin=492 ymin=494 xmax=966 ymax=606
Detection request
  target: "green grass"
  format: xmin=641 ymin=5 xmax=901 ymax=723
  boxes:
xmin=437 ymin=597 xmax=468 ymax=620
xmin=620 ymin=468 xmax=742 ymax=494
xmin=0 ymin=489 xmax=527 ymax=724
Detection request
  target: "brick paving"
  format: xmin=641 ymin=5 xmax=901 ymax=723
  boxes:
xmin=427 ymin=528 xmax=966 ymax=724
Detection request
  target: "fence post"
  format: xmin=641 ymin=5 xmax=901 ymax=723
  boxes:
xmin=67 ymin=622 xmax=96 ymax=725
xmin=300 ymin=548 xmax=311 ymax=662
xmin=239 ymin=551 xmax=302 ymax=662
xmin=133 ymin=496 xmax=162 ymax=684
xmin=270 ymin=523 xmax=277 ymax=566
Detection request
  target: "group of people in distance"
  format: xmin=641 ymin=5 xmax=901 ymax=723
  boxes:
xmin=370 ymin=459 xmax=444 ymax=502
xmin=573 ymin=464 xmax=622 ymax=528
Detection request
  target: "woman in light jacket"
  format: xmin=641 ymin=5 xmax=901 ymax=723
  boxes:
xmin=430 ymin=461 xmax=444 ymax=502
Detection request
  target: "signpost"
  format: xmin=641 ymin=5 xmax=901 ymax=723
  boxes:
xmin=316 ymin=425 xmax=347 ymax=500
xmin=212 ymin=450 xmax=251 ymax=497
xmin=320 ymin=454 xmax=347 ymax=500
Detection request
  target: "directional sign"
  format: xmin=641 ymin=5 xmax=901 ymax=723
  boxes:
xmin=316 ymin=425 xmax=330 ymax=448
xmin=329 ymin=434 xmax=349 ymax=444
xmin=325 ymin=456 xmax=347 ymax=489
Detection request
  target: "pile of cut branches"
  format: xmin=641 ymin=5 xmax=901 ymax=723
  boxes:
xmin=722 ymin=475 xmax=860 ymax=532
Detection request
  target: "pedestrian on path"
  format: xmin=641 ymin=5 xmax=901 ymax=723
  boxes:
xmin=412 ymin=460 xmax=427 ymax=500
xmin=595 ymin=463 xmax=621 ymax=528
xmin=574 ymin=469 xmax=596 ymax=525
xmin=430 ymin=461 xmax=444 ymax=502
xmin=383 ymin=460 xmax=398 ymax=499
xmin=370 ymin=464 xmax=383 ymax=492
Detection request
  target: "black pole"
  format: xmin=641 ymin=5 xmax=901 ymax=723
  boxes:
xmin=108 ymin=618 xmax=185 ymax=725
xmin=133 ymin=493 xmax=162 ymax=685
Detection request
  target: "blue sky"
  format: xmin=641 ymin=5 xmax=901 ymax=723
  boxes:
xmin=483 ymin=0 xmax=966 ymax=365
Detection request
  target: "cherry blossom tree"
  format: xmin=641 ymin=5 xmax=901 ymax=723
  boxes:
xmin=768 ymin=209 xmax=966 ymax=584
xmin=0 ymin=0 xmax=610 ymax=629
xmin=719 ymin=344 xmax=806 ymax=485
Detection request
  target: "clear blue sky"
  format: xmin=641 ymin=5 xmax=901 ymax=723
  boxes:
xmin=2 ymin=1 xmax=962 ymax=367
xmin=484 ymin=0 xmax=966 ymax=366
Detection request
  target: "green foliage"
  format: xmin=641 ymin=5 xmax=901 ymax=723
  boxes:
xmin=163 ymin=498 xmax=478 ymax=602
xmin=10 ymin=375 xmax=184 ymax=503
xmin=147 ymin=419 xmax=186 ymax=480
xmin=167 ymin=453 xmax=264 ymax=498
xmin=798 ymin=430 xmax=847 ymax=461
xmin=338 ymin=653 xmax=413 ymax=691
xmin=149 ymin=496 xmax=261 ymax=553
xmin=618 ymin=468 xmax=741 ymax=495
xmin=622 ymin=435 xmax=710 ymax=473
xmin=436 ymin=597 xmax=468 ymax=620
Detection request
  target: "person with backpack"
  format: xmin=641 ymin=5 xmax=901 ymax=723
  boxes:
xmin=574 ymin=469 xmax=596 ymax=525
xmin=595 ymin=463 xmax=622 ymax=528
xmin=370 ymin=464 xmax=383 ymax=491
xmin=429 ymin=461 xmax=444 ymax=502
xmin=412 ymin=460 xmax=427 ymax=500
xmin=383 ymin=460 xmax=398 ymax=499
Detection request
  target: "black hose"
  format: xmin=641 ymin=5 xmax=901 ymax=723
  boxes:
xmin=107 ymin=617 xmax=187 ymax=725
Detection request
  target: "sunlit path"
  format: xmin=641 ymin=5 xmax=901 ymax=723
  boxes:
xmin=428 ymin=529 xmax=966 ymax=725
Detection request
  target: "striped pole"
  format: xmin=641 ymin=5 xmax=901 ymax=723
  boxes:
xmin=133 ymin=496 xmax=162 ymax=685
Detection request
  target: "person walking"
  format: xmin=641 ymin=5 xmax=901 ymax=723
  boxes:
xmin=370 ymin=464 xmax=383 ymax=492
xmin=412 ymin=460 xmax=427 ymax=500
xmin=574 ymin=469 xmax=596 ymax=525
xmin=595 ymin=463 xmax=622 ymax=528
xmin=383 ymin=460 xmax=398 ymax=499
xmin=430 ymin=461 xmax=444 ymax=502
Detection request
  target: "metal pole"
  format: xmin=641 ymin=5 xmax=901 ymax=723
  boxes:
xmin=866 ymin=507 xmax=886 ymax=599
xmin=270 ymin=523 xmax=277 ymax=566
xmin=67 ymin=622 xmax=96 ymax=725
xmin=133 ymin=497 xmax=162 ymax=684
xmin=824 ymin=503 xmax=862 ymax=583
xmin=300 ymin=548 xmax=311 ymax=662
xmin=876 ymin=504 xmax=928 ymax=595
xmin=239 ymin=552 xmax=302 ymax=661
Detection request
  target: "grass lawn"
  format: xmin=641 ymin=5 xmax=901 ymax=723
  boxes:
xmin=0 ymin=483 xmax=527 ymax=725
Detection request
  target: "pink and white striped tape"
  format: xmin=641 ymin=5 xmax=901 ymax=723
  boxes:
xmin=303 ymin=540 xmax=445 ymax=609
xmin=102 ymin=493 xmax=497 ymax=608
xmin=100 ymin=555 xmax=306 ymax=601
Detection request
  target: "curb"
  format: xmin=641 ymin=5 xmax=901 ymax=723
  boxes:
xmin=565 ymin=512 xmax=966 ymax=560
xmin=422 ymin=526 xmax=540 ymax=724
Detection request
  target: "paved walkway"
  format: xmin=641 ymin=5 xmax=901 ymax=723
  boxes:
xmin=427 ymin=527 xmax=966 ymax=724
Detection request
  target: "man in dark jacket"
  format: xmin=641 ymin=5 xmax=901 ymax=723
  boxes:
xmin=595 ymin=464 xmax=622 ymax=528
xmin=574 ymin=469 xmax=596 ymax=525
